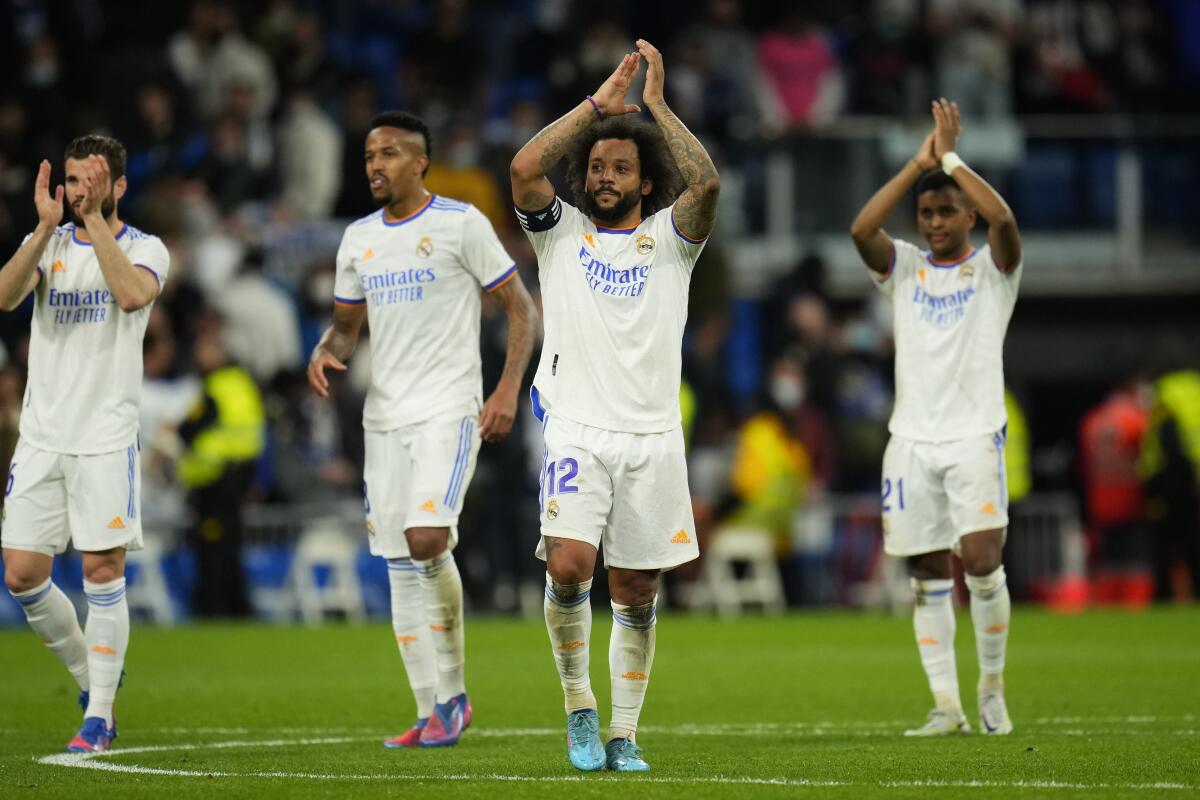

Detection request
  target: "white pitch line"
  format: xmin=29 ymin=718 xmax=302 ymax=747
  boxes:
xmin=35 ymin=735 xmax=1197 ymax=791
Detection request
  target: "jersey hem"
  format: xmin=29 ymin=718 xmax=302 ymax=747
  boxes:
xmin=534 ymin=400 xmax=681 ymax=436
xmin=15 ymin=430 xmax=140 ymax=457
xmin=886 ymin=424 xmax=1009 ymax=445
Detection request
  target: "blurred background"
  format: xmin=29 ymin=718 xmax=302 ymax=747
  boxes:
xmin=0 ymin=0 xmax=1197 ymax=625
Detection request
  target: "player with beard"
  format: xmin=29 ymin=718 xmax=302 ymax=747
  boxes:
xmin=308 ymin=111 xmax=538 ymax=748
xmin=1 ymin=135 xmax=170 ymax=751
xmin=510 ymin=40 xmax=719 ymax=772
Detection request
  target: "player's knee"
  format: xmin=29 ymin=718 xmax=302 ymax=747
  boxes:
xmin=4 ymin=569 xmax=39 ymax=594
xmin=907 ymin=552 xmax=951 ymax=581
xmin=405 ymin=528 xmax=449 ymax=562
xmin=547 ymin=558 xmax=592 ymax=586
xmin=962 ymin=550 xmax=1002 ymax=577
xmin=609 ymin=569 xmax=658 ymax=607
xmin=82 ymin=560 xmax=123 ymax=585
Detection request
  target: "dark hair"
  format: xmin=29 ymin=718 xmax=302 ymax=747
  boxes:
xmin=916 ymin=169 xmax=964 ymax=198
xmin=64 ymin=134 xmax=127 ymax=180
xmin=370 ymin=110 xmax=431 ymax=175
xmin=565 ymin=117 xmax=684 ymax=217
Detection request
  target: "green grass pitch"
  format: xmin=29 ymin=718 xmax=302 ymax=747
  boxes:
xmin=1 ymin=608 xmax=1197 ymax=799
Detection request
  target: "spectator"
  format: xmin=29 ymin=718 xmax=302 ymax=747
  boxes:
xmin=926 ymin=0 xmax=1020 ymax=118
xmin=757 ymin=9 xmax=845 ymax=128
xmin=276 ymin=84 xmax=342 ymax=220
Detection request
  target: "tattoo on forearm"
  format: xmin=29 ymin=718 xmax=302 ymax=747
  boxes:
xmin=652 ymin=102 xmax=719 ymax=236
xmin=532 ymin=106 xmax=594 ymax=176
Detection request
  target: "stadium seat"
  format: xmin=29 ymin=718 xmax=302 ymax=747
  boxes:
xmin=289 ymin=525 xmax=367 ymax=625
xmin=700 ymin=527 xmax=786 ymax=617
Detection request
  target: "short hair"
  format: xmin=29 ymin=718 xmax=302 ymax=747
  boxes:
xmin=370 ymin=110 xmax=431 ymax=172
xmin=916 ymin=169 xmax=964 ymax=199
xmin=565 ymin=117 xmax=685 ymax=217
xmin=64 ymin=134 xmax=127 ymax=180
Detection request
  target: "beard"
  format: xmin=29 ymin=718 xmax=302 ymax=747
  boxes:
xmin=581 ymin=186 xmax=640 ymax=223
xmin=71 ymin=192 xmax=116 ymax=224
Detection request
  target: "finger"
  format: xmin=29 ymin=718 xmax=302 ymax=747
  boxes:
xmin=54 ymin=185 xmax=64 ymax=203
xmin=36 ymin=160 xmax=49 ymax=190
xmin=625 ymin=104 xmax=642 ymax=114
xmin=327 ymin=359 xmax=347 ymax=372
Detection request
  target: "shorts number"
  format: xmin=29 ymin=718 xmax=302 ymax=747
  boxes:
xmin=545 ymin=458 xmax=580 ymax=497
xmin=5 ymin=463 xmax=14 ymax=497
xmin=882 ymin=477 xmax=904 ymax=511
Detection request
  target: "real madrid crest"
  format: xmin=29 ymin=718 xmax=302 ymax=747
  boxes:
xmin=959 ymin=263 xmax=975 ymax=279
xmin=547 ymin=499 xmax=559 ymax=520
xmin=635 ymin=234 xmax=655 ymax=255
xmin=365 ymin=519 xmax=376 ymax=536
xmin=416 ymin=236 xmax=434 ymax=257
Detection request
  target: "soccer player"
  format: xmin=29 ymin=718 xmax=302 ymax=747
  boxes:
xmin=308 ymin=111 xmax=537 ymax=748
xmin=510 ymin=40 xmax=719 ymax=772
xmin=0 ymin=135 xmax=170 ymax=752
xmin=850 ymin=99 xmax=1022 ymax=736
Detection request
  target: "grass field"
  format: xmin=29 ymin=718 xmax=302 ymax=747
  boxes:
xmin=1 ymin=607 xmax=1198 ymax=799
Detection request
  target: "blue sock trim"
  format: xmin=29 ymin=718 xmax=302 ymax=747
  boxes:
xmin=545 ymin=586 xmax=591 ymax=607
xmin=11 ymin=579 xmax=53 ymax=607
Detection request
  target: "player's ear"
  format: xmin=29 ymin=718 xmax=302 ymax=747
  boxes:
xmin=418 ymin=154 xmax=430 ymax=177
xmin=114 ymin=175 xmax=127 ymax=202
xmin=641 ymin=177 xmax=653 ymax=197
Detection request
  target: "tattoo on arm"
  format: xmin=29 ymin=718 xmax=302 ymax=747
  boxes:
xmin=512 ymin=103 xmax=596 ymax=210
xmin=651 ymin=102 xmax=719 ymax=239
xmin=492 ymin=278 xmax=538 ymax=387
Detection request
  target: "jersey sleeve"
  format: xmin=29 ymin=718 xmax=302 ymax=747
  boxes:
xmin=460 ymin=205 xmax=517 ymax=292
xmin=333 ymin=231 xmax=365 ymax=305
xmin=663 ymin=203 xmax=708 ymax=270
xmin=983 ymin=244 xmax=1023 ymax=304
xmin=872 ymin=238 xmax=919 ymax=300
xmin=515 ymin=195 xmax=576 ymax=262
xmin=128 ymin=235 xmax=171 ymax=291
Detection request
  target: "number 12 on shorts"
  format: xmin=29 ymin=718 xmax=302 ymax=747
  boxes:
xmin=544 ymin=458 xmax=580 ymax=499
xmin=882 ymin=477 xmax=905 ymax=511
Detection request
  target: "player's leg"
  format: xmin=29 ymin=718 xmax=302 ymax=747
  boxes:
xmin=947 ymin=430 xmax=1013 ymax=734
xmin=78 ymin=548 xmax=128 ymax=744
xmin=602 ymin=423 xmax=698 ymax=771
xmin=406 ymin=415 xmax=481 ymax=747
xmin=960 ymin=528 xmax=1012 ymax=735
xmin=1 ymin=445 xmax=90 ymax=718
xmin=882 ymin=436 xmax=969 ymax=736
xmin=364 ymin=430 xmax=438 ymax=748
xmin=535 ymin=413 xmax=610 ymax=771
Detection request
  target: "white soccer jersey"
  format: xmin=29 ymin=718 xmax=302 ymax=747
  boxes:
xmin=873 ymin=239 xmax=1022 ymax=442
xmin=334 ymin=195 xmax=516 ymax=432
xmin=517 ymin=196 xmax=706 ymax=434
xmin=21 ymin=223 xmax=169 ymax=455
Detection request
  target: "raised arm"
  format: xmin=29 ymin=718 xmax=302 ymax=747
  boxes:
xmin=510 ymin=53 xmax=642 ymax=212
xmin=78 ymin=156 xmax=159 ymax=311
xmin=850 ymin=132 xmax=937 ymax=275
xmin=479 ymin=273 xmax=539 ymax=443
xmin=636 ymin=39 xmax=720 ymax=240
xmin=307 ymin=302 xmax=366 ymax=399
xmin=0 ymin=160 xmax=59 ymax=311
xmin=932 ymin=99 xmax=1022 ymax=272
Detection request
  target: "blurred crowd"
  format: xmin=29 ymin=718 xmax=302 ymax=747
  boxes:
xmin=0 ymin=0 xmax=1197 ymax=614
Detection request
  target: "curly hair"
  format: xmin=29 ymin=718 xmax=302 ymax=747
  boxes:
xmin=565 ymin=117 xmax=684 ymax=217
xmin=64 ymin=134 xmax=126 ymax=180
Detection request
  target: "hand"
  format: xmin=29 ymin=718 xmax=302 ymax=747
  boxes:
xmin=76 ymin=154 xmax=111 ymax=219
xmin=33 ymin=160 xmax=64 ymax=229
xmin=636 ymin=39 xmax=664 ymax=107
xmin=307 ymin=349 xmax=346 ymax=399
xmin=478 ymin=384 xmax=518 ymax=443
xmin=592 ymin=52 xmax=642 ymax=117
xmin=931 ymin=98 xmax=961 ymax=160
xmin=913 ymin=131 xmax=938 ymax=171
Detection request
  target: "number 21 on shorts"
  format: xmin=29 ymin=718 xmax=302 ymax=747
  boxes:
xmin=882 ymin=477 xmax=905 ymax=511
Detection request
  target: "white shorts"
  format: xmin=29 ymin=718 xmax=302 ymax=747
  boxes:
xmin=534 ymin=413 xmax=698 ymax=571
xmin=881 ymin=430 xmax=1009 ymax=557
xmin=1 ymin=438 xmax=144 ymax=556
xmin=362 ymin=415 xmax=480 ymax=560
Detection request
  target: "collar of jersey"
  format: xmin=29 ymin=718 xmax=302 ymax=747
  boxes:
xmin=594 ymin=222 xmax=639 ymax=235
xmin=72 ymin=223 xmax=128 ymax=246
xmin=926 ymin=247 xmax=976 ymax=268
xmin=382 ymin=195 xmax=435 ymax=226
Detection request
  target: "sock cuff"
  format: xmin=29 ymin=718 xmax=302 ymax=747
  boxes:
xmin=10 ymin=577 xmax=53 ymax=606
xmin=83 ymin=577 xmax=126 ymax=606
xmin=965 ymin=566 xmax=1007 ymax=597
xmin=387 ymin=557 xmax=418 ymax=572
xmin=411 ymin=551 xmax=453 ymax=576
xmin=545 ymin=574 xmax=592 ymax=607
xmin=911 ymin=577 xmax=955 ymax=602
xmin=611 ymin=598 xmax=656 ymax=631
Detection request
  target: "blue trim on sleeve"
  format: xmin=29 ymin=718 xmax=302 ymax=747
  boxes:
xmin=670 ymin=213 xmax=706 ymax=244
xmin=334 ymin=296 xmax=366 ymax=305
xmin=484 ymin=264 xmax=517 ymax=292
xmin=133 ymin=264 xmax=162 ymax=287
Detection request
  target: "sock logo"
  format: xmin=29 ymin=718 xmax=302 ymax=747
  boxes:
xmin=395 ymin=634 xmax=419 ymax=644
xmin=91 ymin=645 xmax=118 ymax=655
xmin=916 ymin=636 xmax=940 ymax=645
xmin=557 ymin=640 xmax=586 ymax=650
xmin=670 ymin=529 xmax=690 ymax=544
xmin=620 ymin=671 xmax=647 ymax=680
xmin=106 ymin=516 xmax=125 ymax=529
xmin=985 ymin=624 xmax=1009 ymax=634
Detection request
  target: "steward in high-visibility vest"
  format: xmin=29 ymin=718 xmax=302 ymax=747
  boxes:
xmin=178 ymin=366 xmax=265 ymax=489
xmin=1004 ymin=388 xmax=1032 ymax=504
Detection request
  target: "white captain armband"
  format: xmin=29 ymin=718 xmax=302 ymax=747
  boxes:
xmin=515 ymin=197 xmax=561 ymax=233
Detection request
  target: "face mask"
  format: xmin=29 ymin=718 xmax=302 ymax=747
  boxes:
xmin=770 ymin=376 xmax=806 ymax=410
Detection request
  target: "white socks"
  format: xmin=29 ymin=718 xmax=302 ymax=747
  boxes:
xmin=83 ymin=578 xmax=129 ymax=725
xmin=966 ymin=566 xmax=1010 ymax=690
xmin=412 ymin=551 xmax=465 ymax=702
xmin=911 ymin=578 xmax=961 ymax=712
xmin=387 ymin=558 xmax=437 ymax=719
xmin=10 ymin=578 xmax=89 ymax=693
xmin=609 ymin=598 xmax=657 ymax=741
xmin=543 ymin=574 xmax=596 ymax=713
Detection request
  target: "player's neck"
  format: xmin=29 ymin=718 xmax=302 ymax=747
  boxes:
xmin=928 ymin=244 xmax=972 ymax=265
xmin=72 ymin=214 xmax=124 ymax=243
xmin=384 ymin=189 xmax=432 ymax=223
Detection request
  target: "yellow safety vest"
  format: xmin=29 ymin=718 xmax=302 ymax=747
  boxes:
xmin=178 ymin=366 xmax=265 ymax=488
xmin=1139 ymin=370 xmax=1200 ymax=481
xmin=1005 ymin=389 xmax=1032 ymax=503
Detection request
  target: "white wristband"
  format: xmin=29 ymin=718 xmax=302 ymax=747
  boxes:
xmin=941 ymin=151 xmax=965 ymax=175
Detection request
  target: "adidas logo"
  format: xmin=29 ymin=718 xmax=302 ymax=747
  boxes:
xmin=362 ymin=247 xmax=375 ymax=260
xmin=91 ymin=645 xmax=118 ymax=655
xmin=419 ymin=499 xmax=436 ymax=513
xmin=979 ymin=502 xmax=998 ymax=516
xmin=670 ymin=529 xmax=691 ymax=544
xmin=557 ymin=640 xmax=586 ymax=651
xmin=106 ymin=516 xmax=125 ymax=530
xmin=52 ymin=260 xmax=65 ymax=273
xmin=620 ymin=671 xmax=647 ymax=680
xmin=917 ymin=636 xmax=940 ymax=645
xmin=395 ymin=634 xmax=419 ymax=644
